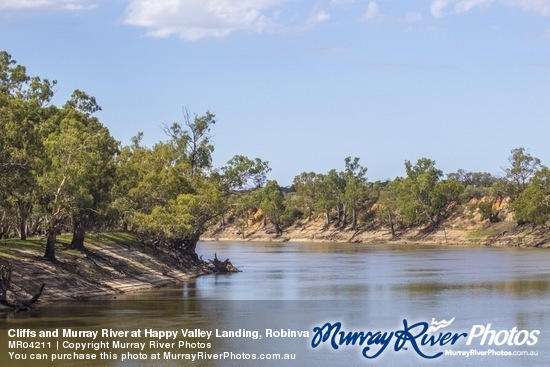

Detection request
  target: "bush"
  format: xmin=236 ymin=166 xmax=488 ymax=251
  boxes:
xmin=478 ymin=201 xmax=500 ymax=223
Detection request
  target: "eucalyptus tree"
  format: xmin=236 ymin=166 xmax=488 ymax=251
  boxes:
xmin=314 ymin=170 xmax=344 ymax=228
xmin=384 ymin=158 xmax=463 ymax=230
xmin=163 ymin=108 xmax=216 ymax=177
xmin=342 ymin=156 xmax=368 ymax=228
xmin=511 ymin=166 xmax=549 ymax=225
xmin=504 ymin=147 xmax=542 ymax=199
xmin=293 ymin=172 xmax=318 ymax=221
xmin=402 ymin=158 xmax=444 ymax=228
xmin=63 ymin=91 xmax=119 ymax=251
xmin=447 ymin=169 xmax=496 ymax=188
xmin=251 ymin=180 xmax=285 ymax=236
xmin=39 ymin=98 xmax=118 ymax=260
xmin=129 ymin=111 xmax=226 ymax=256
xmin=0 ymin=51 xmax=57 ymax=240
xmin=377 ymin=179 xmax=402 ymax=237
xmin=221 ymin=155 xmax=271 ymax=191
xmin=216 ymin=155 xmax=271 ymax=227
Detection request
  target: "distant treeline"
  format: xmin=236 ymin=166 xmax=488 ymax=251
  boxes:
xmin=1 ymin=51 xmax=548 ymax=260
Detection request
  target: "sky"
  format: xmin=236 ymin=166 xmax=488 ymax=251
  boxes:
xmin=0 ymin=0 xmax=549 ymax=186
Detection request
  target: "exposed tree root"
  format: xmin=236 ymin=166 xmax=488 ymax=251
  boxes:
xmin=1 ymin=262 xmax=45 ymax=311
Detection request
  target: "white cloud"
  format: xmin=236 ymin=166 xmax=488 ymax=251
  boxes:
xmin=0 ymin=0 xmax=96 ymax=11
xmin=123 ymin=0 xmax=287 ymax=41
xmin=360 ymin=2 xmax=422 ymax=25
xmin=362 ymin=1 xmax=379 ymax=20
xmin=430 ymin=0 xmax=550 ymax=18
xmin=431 ymin=0 xmax=451 ymax=18
xmin=311 ymin=10 xmax=330 ymax=23
xmin=504 ymin=0 xmax=550 ymax=16
xmin=454 ymin=0 xmax=493 ymax=14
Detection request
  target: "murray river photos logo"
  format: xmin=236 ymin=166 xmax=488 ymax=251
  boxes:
xmin=311 ymin=318 xmax=540 ymax=360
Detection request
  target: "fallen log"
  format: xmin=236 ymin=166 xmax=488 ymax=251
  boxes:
xmin=1 ymin=262 xmax=45 ymax=311
xmin=206 ymin=253 xmax=240 ymax=273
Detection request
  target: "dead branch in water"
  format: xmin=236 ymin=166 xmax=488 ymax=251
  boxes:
xmin=206 ymin=253 xmax=240 ymax=273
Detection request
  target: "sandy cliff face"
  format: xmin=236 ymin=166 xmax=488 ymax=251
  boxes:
xmin=204 ymin=198 xmax=548 ymax=248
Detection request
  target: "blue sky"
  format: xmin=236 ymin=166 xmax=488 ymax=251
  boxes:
xmin=1 ymin=0 xmax=549 ymax=185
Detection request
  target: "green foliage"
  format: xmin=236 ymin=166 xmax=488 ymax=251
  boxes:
xmin=431 ymin=179 xmax=464 ymax=212
xmin=113 ymin=109 xmax=231 ymax=251
xmin=342 ymin=156 xmax=368 ymax=227
xmin=504 ymin=147 xmax=542 ymax=199
xmin=313 ymin=170 xmax=344 ymax=226
xmin=447 ymin=169 xmax=496 ymax=188
xmin=377 ymin=179 xmax=402 ymax=235
xmin=511 ymin=167 xmax=549 ymax=225
xmin=403 ymin=158 xmax=443 ymax=226
xmin=250 ymin=180 xmax=285 ymax=235
xmin=0 ymin=52 xmax=58 ymax=240
xmin=221 ymin=155 xmax=271 ymax=190
xmin=477 ymin=201 xmax=500 ymax=223
xmin=163 ymin=108 xmax=216 ymax=176
xmin=63 ymin=89 xmax=102 ymax=115
xmin=459 ymin=185 xmax=491 ymax=203
xmin=378 ymin=159 xmax=464 ymax=230
xmin=0 ymin=51 xmax=118 ymax=256
xmin=489 ymin=178 xmax=513 ymax=197
xmin=293 ymin=172 xmax=317 ymax=220
xmin=135 ymin=179 xmax=222 ymax=244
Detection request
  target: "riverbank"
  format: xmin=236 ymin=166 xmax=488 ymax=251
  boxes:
xmin=0 ymin=232 xmax=209 ymax=307
xmin=203 ymin=215 xmax=549 ymax=248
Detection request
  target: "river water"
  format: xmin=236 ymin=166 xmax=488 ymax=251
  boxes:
xmin=1 ymin=241 xmax=549 ymax=366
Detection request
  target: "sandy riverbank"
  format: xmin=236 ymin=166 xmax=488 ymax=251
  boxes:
xmin=0 ymin=232 xmax=209 ymax=307
xmin=203 ymin=215 xmax=549 ymax=248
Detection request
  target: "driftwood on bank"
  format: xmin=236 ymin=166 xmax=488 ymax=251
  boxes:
xmin=0 ymin=262 xmax=45 ymax=311
xmin=205 ymin=253 xmax=240 ymax=273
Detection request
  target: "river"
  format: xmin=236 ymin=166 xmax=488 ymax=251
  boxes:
xmin=2 ymin=241 xmax=549 ymax=366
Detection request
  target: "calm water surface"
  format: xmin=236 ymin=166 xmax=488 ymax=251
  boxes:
xmin=1 ymin=242 xmax=549 ymax=366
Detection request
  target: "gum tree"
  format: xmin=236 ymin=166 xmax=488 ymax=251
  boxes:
xmin=504 ymin=147 xmax=542 ymax=199
xmin=0 ymin=51 xmax=56 ymax=240
xmin=40 ymin=99 xmax=117 ymax=260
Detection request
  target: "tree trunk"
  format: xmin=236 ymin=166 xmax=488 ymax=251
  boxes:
xmin=70 ymin=221 xmax=86 ymax=251
xmin=274 ymin=221 xmax=282 ymax=237
xmin=351 ymin=207 xmax=357 ymax=229
xmin=44 ymin=232 xmax=56 ymax=261
xmin=44 ymin=219 xmax=58 ymax=261
xmin=387 ymin=211 xmax=396 ymax=238
xmin=181 ymin=231 xmax=202 ymax=260
xmin=0 ymin=212 xmax=8 ymax=239
xmin=70 ymin=213 xmax=89 ymax=251
xmin=342 ymin=203 xmax=348 ymax=228
xmin=428 ymin=213 xmax=439 ymax=231
xmin=18 ymin=201 xmax=28 ymax=241
xmin=28 ymin=217 xmax=42 ymax=237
